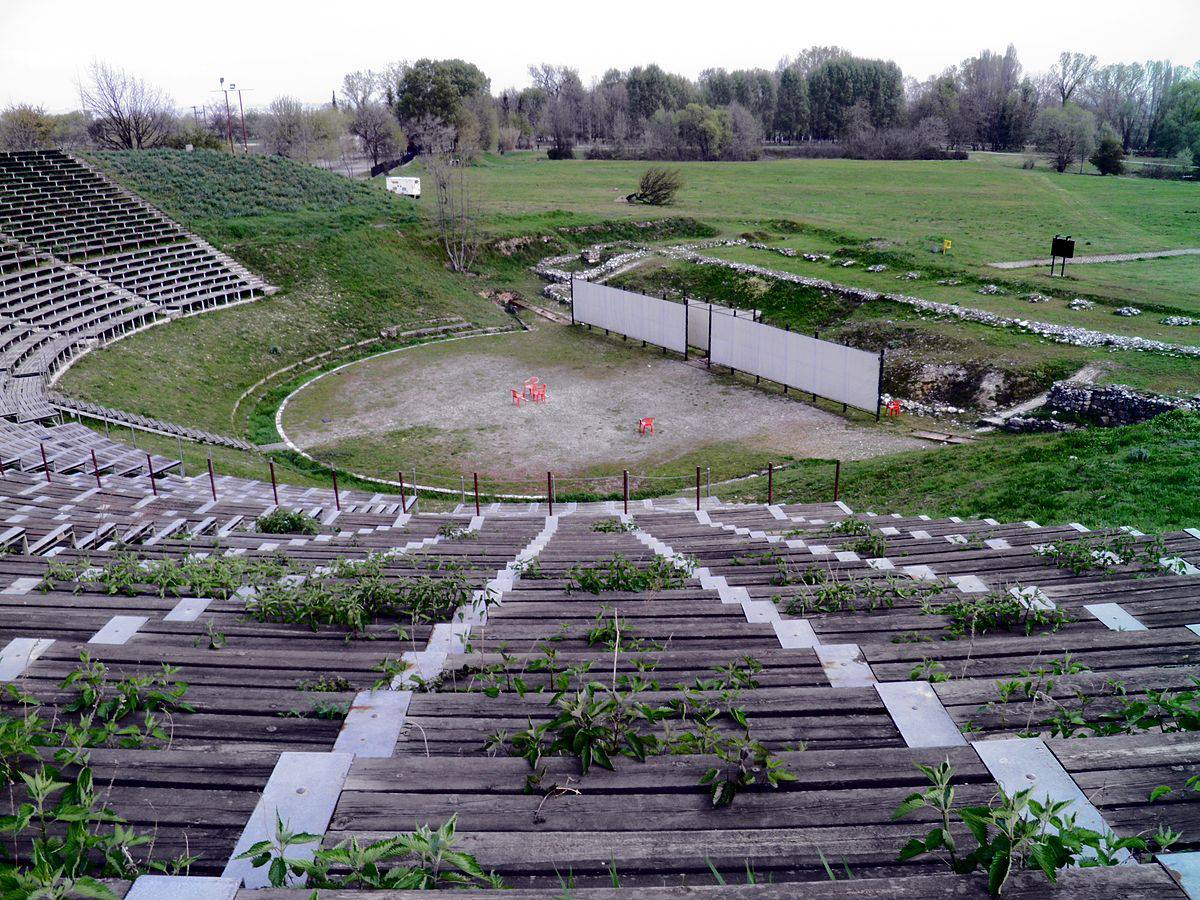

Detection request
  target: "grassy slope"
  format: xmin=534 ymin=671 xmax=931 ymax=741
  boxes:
xmin=62 ymin=150 xmax=509 ymax=434
xmin=727 ymin=411 xmax=1200 ymax=532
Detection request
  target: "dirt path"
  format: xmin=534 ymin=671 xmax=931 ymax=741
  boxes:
xmin=987 ymin=248 xmax=1200 ymax=269
xmin=978 ymin=361 xmax=1109 ymax=427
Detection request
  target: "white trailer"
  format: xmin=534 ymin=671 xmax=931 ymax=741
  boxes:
xmin=386 ymin=176 xmax=421 ymax=199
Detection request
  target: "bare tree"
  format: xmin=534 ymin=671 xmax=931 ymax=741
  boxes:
xmin=350 ymin=102 xmax=403 ymax=166
xmin=79 ymin=61 xmax=173 ymax=149
xmin=340 ymin=70 xmax=379 ymax=112
xmin=1051 ymin=51 xmax=1098 ymax=106
xmin=425 ymin=153 xmax=480 ymax=273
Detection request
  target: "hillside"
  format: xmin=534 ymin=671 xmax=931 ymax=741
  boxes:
xmin=729 ymin=411 xmax=1200 ymax=532
xmin=65 ymin=151 xmax=510 ymax=434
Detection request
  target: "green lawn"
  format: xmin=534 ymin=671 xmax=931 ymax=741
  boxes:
xmin=448 ymin=151 xmax=1198 ymax=268
xmin=727 ymin=411 xmax=1200 ymax=532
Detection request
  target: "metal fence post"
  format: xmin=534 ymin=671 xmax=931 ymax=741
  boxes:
xmin=768 ymin=462 xmax=773 ymax=505
xmin=331 ymin=470 xmax=340 ymax=510
xmin=623 ymin=469 xmax=629 ymax=515
xmin=269 ymin=460 xmax=279 ymax=506
xmin=145 ymin=454 xmax=156 ymax=496
xmin=473 ymin=472 xmax=481 ymax=517
xmin=398 ymin=471 xmax=408 ymax=513
xmin=207 ymin=457 xmax=217 ymax=501
xmin=833 ymin=460 xmax=842 ymax=502
xmin=695 ymin=466 xmax=701 ymax=511
xmin=91 ymin=449 xmax=101 ymax=489
xmin=547 ymin=471 xmax=554 ymax=517
xmin=39 ymin=444 xmax=51 ymax=483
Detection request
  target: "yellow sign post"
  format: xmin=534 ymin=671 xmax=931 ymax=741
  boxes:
xmin=942 ymin=239 xmax=953 ymax=254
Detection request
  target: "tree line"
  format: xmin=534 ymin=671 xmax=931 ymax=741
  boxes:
xmin=2 ymin=47 xmax=1198 ymax=171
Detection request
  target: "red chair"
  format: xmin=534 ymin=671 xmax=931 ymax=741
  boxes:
xmin=533 ymin=384 xmax=548 ymax=403
xmin=885 ymin=399 xmax=901 ymax=417
xmin=638 ymin=417 xmax=654 ymax=436
xmin=510 ymin=388 xmax=524 ymax=407
xmin=523 ymin=377 xmax=539 ymax=399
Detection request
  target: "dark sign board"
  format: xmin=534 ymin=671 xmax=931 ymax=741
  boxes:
xmin=1051 ymin=236 xmax=1075 ymax=259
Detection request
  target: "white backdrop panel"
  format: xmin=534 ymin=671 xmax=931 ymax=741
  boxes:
xmin=710 ymin=316 xmax=881 ymax=413
xmin=573 ymin=279 xmax=686 ymax=353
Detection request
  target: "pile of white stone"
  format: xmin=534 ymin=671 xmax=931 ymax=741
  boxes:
xmin=1114 ymin=307 xmax=1142 ymax=317
xmin=1162 ymin=316 xmax=1200 ymax=326
xmin=1068 ymin=298 xmax=1095 ymax=310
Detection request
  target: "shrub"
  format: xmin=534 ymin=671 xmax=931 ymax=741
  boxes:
xmin=1089 ymin=127 xmax=1125 ymax=176
xmin=546 ymin=145 xmax=575 ymax=160
xmin=627 ymin=167 xmax=683 ymax=206
xmin=256 ymin=509 xmax=320 ymax=535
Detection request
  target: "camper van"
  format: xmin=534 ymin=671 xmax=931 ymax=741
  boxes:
xmin=385 ymin=176 xmax=421 ymax=199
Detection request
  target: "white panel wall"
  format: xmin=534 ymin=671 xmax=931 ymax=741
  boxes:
xmin=572 ymin=279 xmax=687 ymax=353
xmin=710 ymin=315 xmax=881 ymax=414
xmin=572 ymin=279 xmax=881 ymax=414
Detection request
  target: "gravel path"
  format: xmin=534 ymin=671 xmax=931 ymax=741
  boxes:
xmin=987 ymin=248 xmax=1200 ymax=269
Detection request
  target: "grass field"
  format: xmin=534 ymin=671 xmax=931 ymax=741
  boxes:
xmin=727 ymin=411 xmax=1200 ymax=532
xmin=444 ymin=152 xmax=1198 ymax=265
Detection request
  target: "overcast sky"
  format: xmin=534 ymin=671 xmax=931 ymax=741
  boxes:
xmin=3 ymin=0 xmax=1198 ymax=113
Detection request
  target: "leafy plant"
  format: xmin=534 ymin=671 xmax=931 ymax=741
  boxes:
xmin=627 ymin=167 xmax=682 ymax=205
xmin=256 ymin=509 xmax=321 ymax=535
xmin=910 ymin=658 xmax=950 ymax=683
xmin=592 ymin=519 xmax=636 ymax=534
xmin=929 ymin=589 xmax=1069 ymax=638
xmin=566 ymin=554 xmax=693 ymax=594
xmin=437 ymin=522 xmax=477 ymax=540
xmin=1034 ymin=534 xmax=1166 ymax=577
xmin=894 ymin=759 xmax=1147 ymax=895
xmin=234 ymin=812 xmax=503 ymax=889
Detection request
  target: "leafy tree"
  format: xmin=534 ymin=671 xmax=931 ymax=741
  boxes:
xmin=0 ymin=105 xmax=54 ymax=150
xmin=1089 ymin=124 xmax=1125 ymax=175
xmin=676 ymin=103 xmax=730 ymax=158
xmin=773 ymin=66 xmax=809 ymax=139
xmin=1035 ymin=103 xmax=1097 ymax=172
xmin=806 ymin=57 xmax=904 ymax=139
xmin=1153 ymin=79 xmax=1200 ymax=163
xmin=391 ymin=59 xmax=489 ymax=152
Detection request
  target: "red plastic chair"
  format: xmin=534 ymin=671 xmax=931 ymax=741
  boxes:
xmin=523 ymin=377 xmax=539 ymax=399
xmin=885 ymin=399 xmax=901 ymax=417
xmin=638 ymin=417 xmax=654 ymax=436
xmin=533 ymin=384 xmax=548 ymax=403
xmin=510 ymin=388 xmax=524 ymax=407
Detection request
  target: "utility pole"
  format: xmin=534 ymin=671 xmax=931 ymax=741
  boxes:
xmin=219 ymin=77 xmax=234 ymax=153
xmin=229 ymin=82 xmax=251 ymax=152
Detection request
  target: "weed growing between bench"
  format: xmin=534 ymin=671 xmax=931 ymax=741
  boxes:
xmin=235 ymin=812 xmax=503 ymax=889
xmin=0 ymin=654 xmax=197 ymax=897
xmin=255 ymin=509 xmax=321 ymax=535
xmin=893 ymin=759 xmax=1173 ymax=895
xmin=566 ymin=553 xmax=694 ymax=593
xmin=37 ymin=551 xmax=494 ymax=637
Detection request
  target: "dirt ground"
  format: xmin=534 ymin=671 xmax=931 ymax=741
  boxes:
xmin=282 ymin=323 xmax=924 ymax=482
